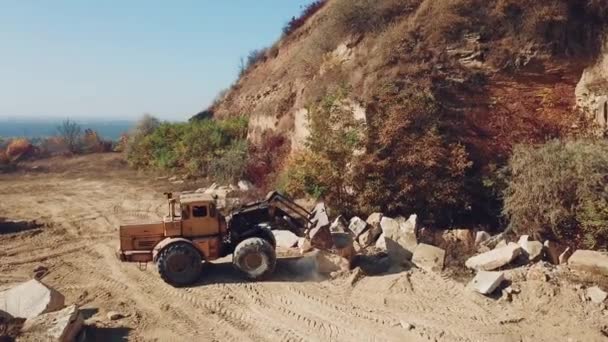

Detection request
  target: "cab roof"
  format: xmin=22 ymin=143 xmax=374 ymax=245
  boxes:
xmin=178 ymin=192 xmax=215 ymax=204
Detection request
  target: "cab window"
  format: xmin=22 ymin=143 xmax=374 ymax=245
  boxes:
xmin=192 ymin=205 xmax=208 ymax=217
xmin=209 ymin=204 xmax=216 ymax=218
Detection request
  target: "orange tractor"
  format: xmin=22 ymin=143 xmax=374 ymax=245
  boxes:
xmin=117 ymin=191 xmax=337 ymax=286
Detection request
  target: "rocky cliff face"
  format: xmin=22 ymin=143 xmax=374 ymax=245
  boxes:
xmin=209 ymin=0 xmax=608 ymax=158
xmin=576 ymin=39 xmax=608 ymax=134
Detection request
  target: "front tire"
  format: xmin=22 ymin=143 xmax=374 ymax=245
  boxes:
xmin=233 ymin=238 xmax=276 ymax=280
xmin=157 ymin=243 xmax=202 ymax=287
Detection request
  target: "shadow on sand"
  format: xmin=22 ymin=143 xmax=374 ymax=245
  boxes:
xmin=81 ymin=326 xmax=132 ymax=342
xmin=189 ymin=252 xmax=403 ymax=288
xmin=0 ymin=219 xmax=42 ymax=235
xmin=191 ymin=255 xmax=325 ymax=287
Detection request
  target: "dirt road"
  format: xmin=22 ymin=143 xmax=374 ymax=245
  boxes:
xmin=0 ymin=154 xmax=605 ymax=341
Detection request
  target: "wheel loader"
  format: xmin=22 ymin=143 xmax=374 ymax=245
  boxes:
xmin=117 ymin=191 xmax=342 ymax=286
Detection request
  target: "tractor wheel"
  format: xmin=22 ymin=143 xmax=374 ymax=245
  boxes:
xmin=233 ymin=238 xmax=276 ymax=280
xmin=157 ymin=243 xmax=202 ymax=287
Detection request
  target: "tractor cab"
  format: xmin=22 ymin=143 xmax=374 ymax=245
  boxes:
xmin=168 ymin=192 xmax=227 ymax=238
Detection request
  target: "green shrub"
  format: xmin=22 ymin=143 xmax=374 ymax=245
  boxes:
xmin=280 ymin=87 xmax=365 ymax=213
xmin=503 ymin=139 xmax=608 ymax=249
xmin=207 ymin=139 xmax=249 ymax=184
xmin=280 ymin=150 xmax=333 ymax=199
xmin=126 ymin=115 xmax=249 ymax=179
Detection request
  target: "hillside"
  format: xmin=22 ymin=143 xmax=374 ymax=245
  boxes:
xmin=205 ymin=0 xmax=608 ymax=225
xmin=213 ymin=0 xmax=607 ymax=145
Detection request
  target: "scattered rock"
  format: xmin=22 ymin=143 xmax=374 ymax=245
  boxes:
xmin=363 ymin=213 xmax=383 ymax=244
xmin=33 ymin=265 xmax=48 ymax=273
xmin=412 ymin=244 xmax=445 ymax=273
xmin=501 ymin=289 xmax=512 ymax=302
xmin=272 ymin=230 xmax=300 ymax=248
xmin=543 ymin=240 xmax=568 ymax=265
xmin=475 ymin=231 xmax=491 ymax=246
xmin=399 ymin=321 xmax=414 ymax=330
xmin=559 ymin=247 xmax=572 ymax=264
xmin=354 ymin=253 xmax=392 ymax=275
xmin=568 ymin=250 xmax=608 ymax=276
xmin=469 ymin=271 xmax=505 ymax=295
xmin=348 ymin=267 xmax=365 ymax=286
xmin=0 ymin=279 xmax=65 ymax=319
xmin=526 ymin=265 xmax=549 ymax=282
xmin=504 ymin=286 xmax=520 ymax=294
xmin=397 ymin=215 xmax=418 ymax=240
xmin=297 ymin=238 xmax=313 ymax=254
xmin=106 ymin=311 xmax=123 ymax=321
xmin=586 ymin=286 xmax=607 ymax=304
xmin=308 ymin=225 xmax=333 ymax=250
xmin=0 ymin=310 xmax=12 ymax=320
xmin=358 ymin=229 xmax=376 ymax=247
xmin=168 ymin=176 xmax=179 ymax=182
xmin=0 ymin=315 xmax=24 ymax=341
xmin=376 ymin=216 xmax=417 ymax=263
xmin=518 ymin=239 xmax=544 ymax=262
xmin=517 ymin=235 xmax=531 ymax=243
xmin=237 ymin=180 xmax=254 ymax=191
xmin=329 ymin=216 xmax=347 ymax=233
xmin=171 ymin=180 xmax=185 ymax=185
xmin=602 ymin=325 xmax=608 ymax=338
xmin=308 ymin=203 xmax=332 ymax=250
xmin=310 ymin=203 xmax=330 ymax=228
xmin=348 ymin=216 xmax=369 ymax=237
xmin=33 ymin=265 xmax=49 ymax=279
xmin=21 ymin=305 xmax=83 ymax=342
xmin=314 ymin=250 xmax=350 ymax=274
xmin=495 ymin=240 xmax=507 ymax=249
xmin=366 ymin=213 xmax=383 ymax=229
xmin=353 ymin=240 xmax=364 ymax=254
xmin=465 ymin=243 xmax=522 ymax=271
xmin=332 ymin=232 xmax=356 ymax=263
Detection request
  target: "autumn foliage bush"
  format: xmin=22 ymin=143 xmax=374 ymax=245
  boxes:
xmin=6 ymin=139 xmax=36 ymax=161
xmin=0 ymin=149 xmax=8 ymax=165
xmin=245 ymin=131 xmax=290 ymax=189
xmin=503 ymin=139 xmax=608 ymax=249
xmin=355 ymin=86 xmax=472 ymax=225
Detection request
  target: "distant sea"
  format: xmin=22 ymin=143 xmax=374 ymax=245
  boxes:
xmin=0 ymin=119 xmax=134 ymax=140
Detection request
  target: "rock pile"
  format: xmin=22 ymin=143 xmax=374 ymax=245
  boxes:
xmin=285 ymin=202 xmax=607 ymax=303
xmin=304 ymin=209 xmax=447 ymax=274
xmin=0 ymin=279 xmax=83 ymax=341
xmin=462 ymin=233 xmax=608 ymax=299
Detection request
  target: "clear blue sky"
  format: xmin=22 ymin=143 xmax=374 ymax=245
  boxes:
xmin=0 ymin=0 xmax=314 ymax=121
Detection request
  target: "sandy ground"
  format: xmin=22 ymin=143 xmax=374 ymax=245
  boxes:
xmin=0 ymin=154 xmax=606 ymax=342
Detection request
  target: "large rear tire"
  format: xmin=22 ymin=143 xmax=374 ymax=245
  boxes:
xmin=233 ymin=238 xmax=276 ymax=280
xmin=157 ymin=243 xmax=202 ymax=287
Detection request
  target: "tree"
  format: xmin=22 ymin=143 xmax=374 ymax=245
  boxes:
xmin=57 ymin=119 xmax=82 ymax=153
